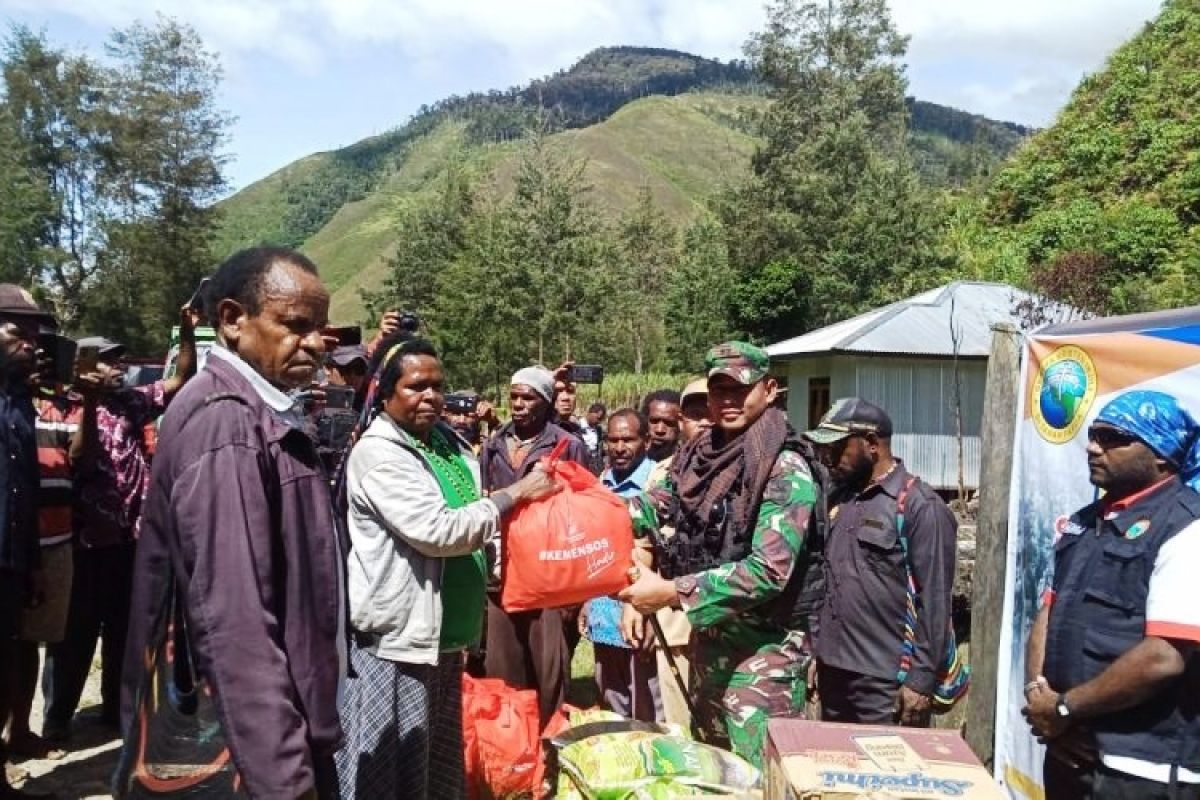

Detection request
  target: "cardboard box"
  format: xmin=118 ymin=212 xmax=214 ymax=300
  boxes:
xmin=765 ymin=720 xmax=1005 ymax=800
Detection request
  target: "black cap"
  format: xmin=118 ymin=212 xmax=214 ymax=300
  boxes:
xmin=328 ymin=344 xmax=368 ymax=368
xmin=804 ymin=397 xmax=893 ymax=444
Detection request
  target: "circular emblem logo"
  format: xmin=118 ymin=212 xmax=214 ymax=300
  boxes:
xmin=1032 ymin=345 xmax=1098 ymax=444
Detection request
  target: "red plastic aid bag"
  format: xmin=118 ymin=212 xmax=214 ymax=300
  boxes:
xmin=500 ymin=440 xmax=635 ymax=612
xmin=462 ymin=674 xmax=541 ymax=800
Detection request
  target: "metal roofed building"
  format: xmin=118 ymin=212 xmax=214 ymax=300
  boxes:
xmin=767 ymin=281 xmax=1051 ymax=491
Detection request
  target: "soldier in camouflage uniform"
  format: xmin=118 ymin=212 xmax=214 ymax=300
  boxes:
xmin=619 ymin=341 xmax=823 ymax=768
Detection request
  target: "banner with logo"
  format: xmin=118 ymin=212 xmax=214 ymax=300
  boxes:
xmin=994 ymin=307 xmax=1200 ymax=799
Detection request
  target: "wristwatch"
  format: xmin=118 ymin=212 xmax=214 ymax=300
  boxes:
xmin=1055 ymin=693 xmax=1072 ymax=719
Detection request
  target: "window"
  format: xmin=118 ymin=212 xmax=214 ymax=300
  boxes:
xmin=808 ymin=377 xmax=831 ymax=430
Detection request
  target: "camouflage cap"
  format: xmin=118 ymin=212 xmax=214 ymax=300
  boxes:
xmin=705 ymin=341 xmax=770 ymax=385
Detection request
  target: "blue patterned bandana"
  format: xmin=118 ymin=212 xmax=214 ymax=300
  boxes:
xmin=1095 ymin=390 xmax=1200 ymax=487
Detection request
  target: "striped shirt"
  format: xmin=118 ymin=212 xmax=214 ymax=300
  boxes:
xmin=34 ymin=390 xmax=82 ymax=547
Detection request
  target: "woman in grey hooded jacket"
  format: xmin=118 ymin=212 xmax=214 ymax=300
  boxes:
xmin=335 ymin=339 xmax=555 ymax=799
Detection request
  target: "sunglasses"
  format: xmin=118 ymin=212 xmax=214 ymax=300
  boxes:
xmin=1087 ymin=427 xmax=1139 ymax=449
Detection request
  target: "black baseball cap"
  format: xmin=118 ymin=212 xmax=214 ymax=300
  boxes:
xmin=328 ymin=344 xmax=368 ymax=368
xmin=804 ymin=397 xmax=893 ymax=444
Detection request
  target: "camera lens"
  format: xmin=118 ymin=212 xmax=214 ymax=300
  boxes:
xmin=398 ymin=312 xmax=420 ymax=333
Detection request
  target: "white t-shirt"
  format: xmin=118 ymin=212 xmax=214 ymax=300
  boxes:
xmin=1101 ymin=518 xmax=1200 ymax=783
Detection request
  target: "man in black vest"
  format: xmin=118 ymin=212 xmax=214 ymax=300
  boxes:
xmin=1024 ymin=389 xmax=1200 ymax=800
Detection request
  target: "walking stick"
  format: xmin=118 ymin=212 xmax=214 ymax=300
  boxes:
xmin=647 ymin=612 xmax=707 ymax=743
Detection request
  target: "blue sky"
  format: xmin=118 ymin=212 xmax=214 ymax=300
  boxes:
xmin=0 ymin=0 xmax=1161 ymax=193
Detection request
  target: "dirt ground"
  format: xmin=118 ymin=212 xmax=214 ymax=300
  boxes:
xmin=9 ymin=639 xmax=968 ymax=799
xmin=11 ymin=653 xmax=119 ymax=800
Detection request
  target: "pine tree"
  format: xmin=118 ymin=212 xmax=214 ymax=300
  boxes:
xmin=1 ymin=27 xmax=108 ymax=324
xmin=664 ymin=215 xmax=738 ymax=371
xmin=613 ymin=186 xmax=676 ymax=373
xmin=724 ymin=0 xmax=947 ymax=341
xmin=0 ymin=105 xmax=51 ymax=285
xmin=85 ymin=17 xmax=230 ymax=350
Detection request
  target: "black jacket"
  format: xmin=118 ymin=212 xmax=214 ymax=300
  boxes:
xmin=0 ymin=384 xmax=39 ymax=572
xmin=815 ymin=462 xmax=957 ymax=694
xmin=478 ymin=420 xmax=589 ymax=492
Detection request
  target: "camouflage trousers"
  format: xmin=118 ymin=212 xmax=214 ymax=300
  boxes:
xmin=689 ymin=628 xmax=809 ymax=768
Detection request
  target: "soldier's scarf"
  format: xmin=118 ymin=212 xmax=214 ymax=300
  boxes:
xmin=671 ymin=405 xmax=793 ymax=541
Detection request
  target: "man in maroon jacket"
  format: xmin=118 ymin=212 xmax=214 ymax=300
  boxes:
xmin=119 ymin=247 xmax=344 ymax=799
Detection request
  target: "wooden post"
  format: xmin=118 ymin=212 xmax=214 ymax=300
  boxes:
xmin=965 ymin=322 xmax=1021 ymax=766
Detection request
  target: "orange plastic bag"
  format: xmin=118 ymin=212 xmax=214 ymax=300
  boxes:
xmin=462 ymin=674 xmax=541 ymax=800
xmin=501 ymin=440 xmax=635 ymax=612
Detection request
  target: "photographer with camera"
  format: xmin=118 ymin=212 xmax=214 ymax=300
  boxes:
xmin=312 ymin=344 xmax=368 ymax=475
xmin=326 ymin=344 xmax=369 ymax=410
xmin=42 ymin=305 xmax=200 ymax=743
xmin=366 ymin=310 xmax=420 ymax=358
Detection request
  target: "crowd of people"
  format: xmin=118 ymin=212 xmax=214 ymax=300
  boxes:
xmin=0 ymin=245 xmax=1197 ymax=799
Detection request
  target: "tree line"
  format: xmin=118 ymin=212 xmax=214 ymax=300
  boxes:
xmin=5 ymin=0 xmax=1195 ymax=367
xmin=0 ymin=17 xmax=228 ymax=353
xmin=362 ymin=0 xmax=953 ymax=385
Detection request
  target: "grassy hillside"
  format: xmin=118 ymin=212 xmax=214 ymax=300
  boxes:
xmin=215 ymin=46 xmax=1032 ymax=324
xmin=959 ymin=0 xmax=1200 ymax=313
xmin=323 ymin=92 xmax=760 ymax=322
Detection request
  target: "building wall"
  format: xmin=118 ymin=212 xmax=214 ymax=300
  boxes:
xmin=780 ymin=355 xmax=988 ymax=491
xmin=776 ymin=356 xmax=833 ymax=428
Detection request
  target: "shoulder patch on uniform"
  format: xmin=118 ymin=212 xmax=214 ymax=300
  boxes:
xmin=1125 ymin=519 xmax=1151 ymax=540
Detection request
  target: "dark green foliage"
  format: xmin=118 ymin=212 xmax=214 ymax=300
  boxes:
xmin=723 ymin=0 xmax=951 ymax=341
xmin=516 ymin=47 xmax=757 ymax=130
xmin=611 ymin=186 xmax=677 ymax=373
xmin=963 ymin=0 xmax=1200 ymax=312
xmin=366 ymin=133 xmax=740 ymax=386
xmin=663 ymin=216 xmax=739 ymax=372
xmin=1 ymin=19 xmax=229 ymax=351
xmin=80 ymin=18 xmax=229 ymax=351
xmin=361 ymin=158 xmax=476 ymax=321
xmin=2 ymin=27 xmax=108 ymax=320
xmin=0 ymin=106 xmax=51 ymax=285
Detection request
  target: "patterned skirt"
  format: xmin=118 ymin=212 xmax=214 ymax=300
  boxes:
xmin=335 ymin=642 xmax=465 ymax=799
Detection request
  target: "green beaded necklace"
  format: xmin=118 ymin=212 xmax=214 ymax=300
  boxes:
xmin=402 ymin=425 xmax=486 ymax=652
xmin=409 ymin=427 xmax=479 ymax=507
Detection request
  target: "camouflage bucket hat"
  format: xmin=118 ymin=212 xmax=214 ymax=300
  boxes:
xmin=705 ymin=341 xmax=769 ymax=385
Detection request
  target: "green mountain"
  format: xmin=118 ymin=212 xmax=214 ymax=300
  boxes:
xmin=214 ymin=46 xmax=1031 ymax=323
xmin=963 ymin=0 xmax=1200 ymax=313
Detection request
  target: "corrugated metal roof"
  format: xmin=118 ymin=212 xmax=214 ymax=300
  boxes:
xmin=767 ymin=281 xmax=1049 ymax=359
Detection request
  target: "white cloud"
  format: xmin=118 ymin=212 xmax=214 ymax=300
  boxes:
xmin=1 ymin=0 xmax=1162 ymax=143
xmin=893 ymin=0 xmax=1157 ymax=64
